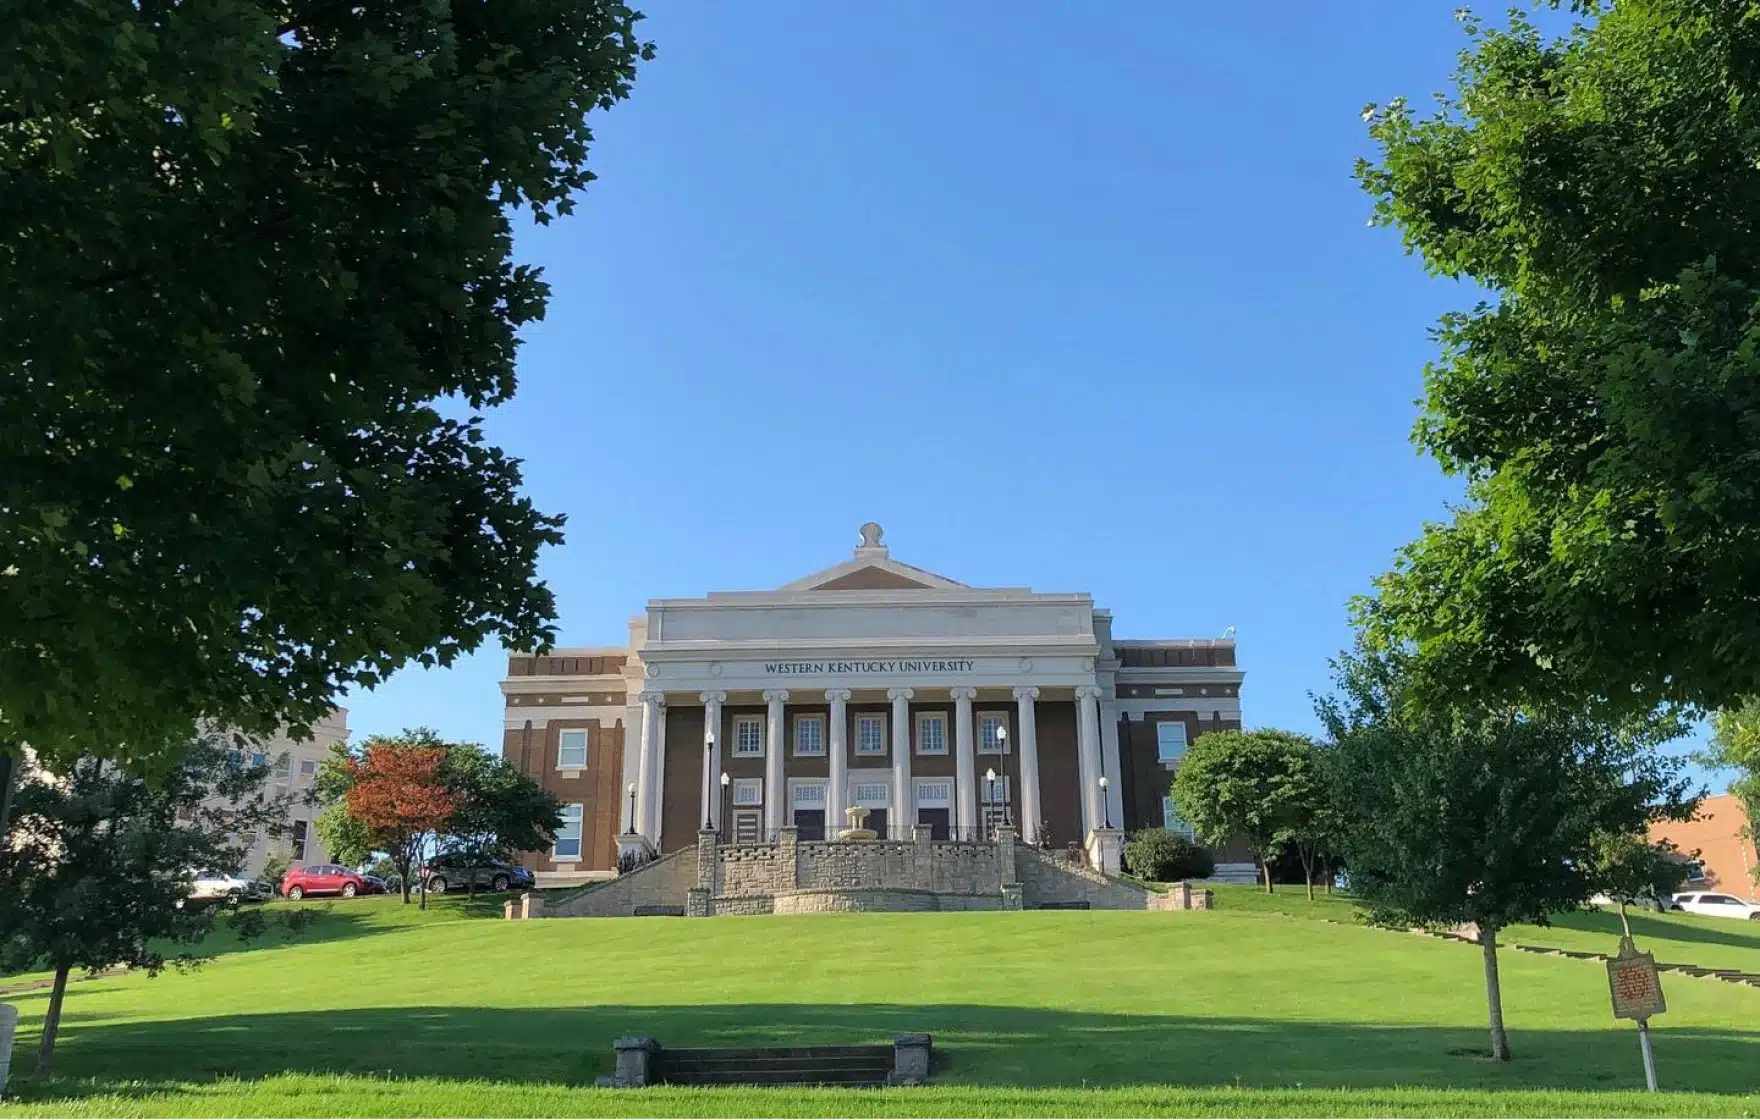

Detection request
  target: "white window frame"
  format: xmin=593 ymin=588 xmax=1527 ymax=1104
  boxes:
xmin=732 ymin=715 xmax=764 ymax=757
xmin=553 ymin=803 xmax=584 ymax=861
xmin=915 ymin=779 xmax=952 ymax=807
xmin=915 ymin=712 xmax=949 ymax=756
xmin=977 ymin=711 xmax=1012 ymax=755
xmin=855 ymin=713 xmax=888 ymax=756
xmin=1156 ymin=721 xmax=1189 ymax=765
xmin=732 ymin=778 xmax=763 ymax=807
xmin=980 ymin=774 xmax=1011 ymax=804
xmin=793 ymin=714 xmax=825 ymax=757
xmin=851 ymin=775 xmax=891 ymax=807
xmin=1162 ymin=795 xmax=1196 ymax=839
xmin=790 ymin=781 xmax=827 ymax=809
xmin=558 ymin=728 xmax=589 ymax=769
xmin=298 ymin=759 xmax=318 ymax=777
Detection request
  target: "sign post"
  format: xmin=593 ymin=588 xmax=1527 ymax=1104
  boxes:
xmin=1607 ymin=934 xmax=1666 ymax=1092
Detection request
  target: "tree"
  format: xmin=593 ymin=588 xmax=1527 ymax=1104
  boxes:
xmin=1318 ymin=645 xmax=1700 ymax=1062
xmin=1588 ymin=830 xmax=1694 ymax=928
xmin=1353 ymin=3 xmax=1760 ymax=720
xmin=1 ymin=4 xmax=655 ymax=777
xmin=1122 ymin=828 xmax=1215 ymax=883
xmin=0 ymin=737 xmax=289 ymax=1078
xmin=1169 ymin=729 xmax=1322 ymax=894
xmin=438 ymin=745 xmax=562 ymax=898
xmin=317 ymin=731 xmax=458 ymax=906
xmin=1702 ymin=701 xmax=1760 ymax=890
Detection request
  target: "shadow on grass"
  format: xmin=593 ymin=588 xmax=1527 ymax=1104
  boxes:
xmin=13 ymin=1003 xmax=1760 ymax=1105
xmin=1542 ymin=909 xmax=1760 ymax=958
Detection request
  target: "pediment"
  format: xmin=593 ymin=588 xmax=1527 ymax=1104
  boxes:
xmin=779 ymin=523 xmax=967 ymax=592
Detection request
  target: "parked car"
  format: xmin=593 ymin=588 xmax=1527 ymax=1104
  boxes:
xmin=360 ymin=874 xmax=392 ymax=895
xmin=280 ymin=863 xmax=368 ymax=900
xmin=1671 ymin=891 xmax=1760 ymax=921
xmin=421 ymin=854 xmax=534 ymax=894
xmin=184 ymin=869 xmax=272 ymax=906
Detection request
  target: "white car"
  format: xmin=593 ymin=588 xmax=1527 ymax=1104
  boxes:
xmin=1670 ymin=891 xmax=1760 ymax=921
xmin=185 ymin=869 xmax=270 ymax=906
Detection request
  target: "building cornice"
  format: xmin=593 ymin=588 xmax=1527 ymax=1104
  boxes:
xmin=650 ymin=590 xmax=1093 ymax=611
xmin=638 ymin=636 xmax=1101 ymax=661
xmin=1115 ymin=667 xmax=1246 ymax=685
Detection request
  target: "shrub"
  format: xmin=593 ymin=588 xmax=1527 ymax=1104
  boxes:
xmin=1124 ymin=829 xmax=1215 ymax=882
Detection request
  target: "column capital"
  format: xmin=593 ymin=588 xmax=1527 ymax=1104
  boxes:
xmin=825 ymin=688 xmax=853 ymax=703
xmin=698 ymin=690 xmax=727 ymax=705
xmin=949 ymin=686 xmax=979 ymax=702
xmin=1074 ymin=685 xmax=1103 ymax=701
xmin=762 ymin=688 xmax=790 ymax=704
xmin=639 ymin=690 xmax=666 ymax=707
xmin=1012 ymin=686 xmax=1040 ymax=702
xmin=887 ymin=687 xmax=915 ymax=702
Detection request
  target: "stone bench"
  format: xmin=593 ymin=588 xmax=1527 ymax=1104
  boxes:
xmin=599 ymin=1033 xmax=932 ymax=1088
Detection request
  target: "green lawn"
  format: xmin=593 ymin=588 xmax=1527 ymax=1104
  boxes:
xmin=0 ymin=895 xmax=1757 ymax=1116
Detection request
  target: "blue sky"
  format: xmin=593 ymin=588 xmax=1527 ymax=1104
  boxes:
xmin=343 ymin=2 xmax=1727 ymax=793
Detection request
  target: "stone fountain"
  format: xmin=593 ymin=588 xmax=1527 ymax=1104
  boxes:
xmin=837 ymin=804 xmax=877 ymax=841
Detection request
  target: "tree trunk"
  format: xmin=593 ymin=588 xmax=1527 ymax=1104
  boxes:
xmin=32 ymin=964 xmax=71 ymax=1082
xmin=0 ymin=747 xmax=16 ymax=840
xmin=1305 ymin=866 xmax=1315 ymax=901
xmin=1481 ymin=922 xmax=1511 ymax=1061
xmin=1261 ymin=861 xmax=1275 ymax=894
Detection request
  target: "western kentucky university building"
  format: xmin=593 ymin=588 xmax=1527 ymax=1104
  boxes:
xmin=501 ymin=524 xmax=1246 ymax=885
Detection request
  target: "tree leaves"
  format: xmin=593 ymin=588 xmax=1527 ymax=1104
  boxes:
xmin=1 ymin=2 xmax=654 ymax=772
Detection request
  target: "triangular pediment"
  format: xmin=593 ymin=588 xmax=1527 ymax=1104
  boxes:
xmin=779 ymin=523 xmax=967 ymax=592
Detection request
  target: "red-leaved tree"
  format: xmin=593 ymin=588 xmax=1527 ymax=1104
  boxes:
xmin=341 ymin=741 xmax=456 ymax=906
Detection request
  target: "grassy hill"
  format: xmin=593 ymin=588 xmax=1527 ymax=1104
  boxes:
xmin=0 ymin=891 xmax=1757 ymax=1117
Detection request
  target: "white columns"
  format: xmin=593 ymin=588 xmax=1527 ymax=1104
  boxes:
xmin=951 ymin=686 xmax=978 ymax=833
xmin=636 ymin=691 xmax=665 ymax=844
xmin=1013 ymin=686 xmax=1041 ymax=845
xmin=889 ymin=688 xmax=914 ymax=839
xmin=700 ymin=691 xmax=725 ymax=831
xmin=826 ymin=688 xmax=851 ymax=838
xmin=763 ymin=689 xmax=789 ymax=833
xmin=1075 ymin=686 xmax=1103 ymax=838
xmin=1099 ymin=697 xmax=1124 ymax=833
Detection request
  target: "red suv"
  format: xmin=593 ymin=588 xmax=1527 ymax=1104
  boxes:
xmin=280 ymin=863 xmax=366 ymax=900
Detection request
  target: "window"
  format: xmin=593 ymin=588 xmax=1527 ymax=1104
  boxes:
xmin=1162 ymin=796 xmax=1196 ymax=839
xmin=732 ymin=810 xmax=762 ymax=843
xmin=732 ymin=779 xmax=762 ymax=807
xmin=299 ymin=759 xmax=318 ymax=777
xmin=1156 ymin=721 xmax=1189 ymax=764
xmin=916 ymin=713 xmax=948 ymax=755
xmin=733 ymin=715 xmax=764 ymax=756
xmin=553 ymin=803 xmax=584 ymax=861
xmin=1704 ymin=894 xmax=1739 ymax=906
xmin=855 ymin=714 xmax=887 ymax=755
xmin=250 ymin=752 xmax=267 ymax=769
xmin=792 ymin=783 xmax=826 ymax=808
xmin=853 ymin=782 xmax=890 ymax=805
xmin=558 ymin=729 xmax=588 ymax=768
xmin=273 ymin=754 xmax=292 ymax=778
xmin=291 ymin=819 xmax=309 ymax=862
xmin=978 ymin=713 xmax=1010 ymax=754
xmin=980 ymin=774 xmax=1010 ymax=804
xmin=793 ymin=715 xmax=824 ymax=757
xmin=916 ymin=780 xmax=952 ymax=806
xmin=1684 ymin=860 xmax=1707 ymax=882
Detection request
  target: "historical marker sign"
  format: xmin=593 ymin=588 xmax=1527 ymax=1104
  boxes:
xmin=1607 ymin=941 xmax=1667 ymax=1021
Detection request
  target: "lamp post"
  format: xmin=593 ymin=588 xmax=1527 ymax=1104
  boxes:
xmin=995 ymin=726 xmax=1011 ymax=827
xmin=984 ymin=767 xmax=997 ymax=840
xmin=1098 ymin=775 xmax=1112 ymax=830
xmin=625 ymin=782 xmax=637 ymax=835
xmin=719 ymin=771 xmax=731 ymax=840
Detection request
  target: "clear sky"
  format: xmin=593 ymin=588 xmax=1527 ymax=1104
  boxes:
xmin=342 ymin=2 xmax=1727 ymax=793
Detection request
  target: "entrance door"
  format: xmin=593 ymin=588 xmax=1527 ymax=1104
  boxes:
xmin=864 ymin=808 xmax=888 ymax=839
xmin=794 ymin=809 xmax=825 ymax=841
xmin=917 ymin=807 xmax=950 ymax=841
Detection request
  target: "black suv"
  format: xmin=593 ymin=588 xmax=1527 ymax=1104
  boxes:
xmin=421 ymin=853 xmax=535 ymax=894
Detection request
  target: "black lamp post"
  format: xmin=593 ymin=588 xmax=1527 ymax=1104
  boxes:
xmin=1098 ymin=775 xmax=1112 ymax=830
xmin=625 ymin=782 xmax=637 ymax=835
xmin=719 ymin=771 xmax=731 ymax=839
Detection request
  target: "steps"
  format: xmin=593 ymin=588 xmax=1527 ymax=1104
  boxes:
xmin=656 ymin=1045 xmax=897 ymax=1087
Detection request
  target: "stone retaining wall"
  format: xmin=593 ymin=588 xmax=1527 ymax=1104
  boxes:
xmin=1015 ymin=847 xmax=1210 ymax=911
xmin=546 ymin=849 xmax=695 ymax=918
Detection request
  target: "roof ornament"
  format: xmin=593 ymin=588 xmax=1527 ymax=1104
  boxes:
xmin=856 ymin=521 xmax=887 ymax=555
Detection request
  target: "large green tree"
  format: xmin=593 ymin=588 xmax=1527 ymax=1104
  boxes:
xmin=1 ymin=3 xmax=654 ymax=777
xmin=1354 ymin=2 xmax=1760 ymax=720
xmin=1318 ymin=645 xmax=1699 ymax=1062
xmin=1168 ymin=728 xmax=1323 ymax=894
xmin=438 ymin=743 xmax=562 ymax=897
